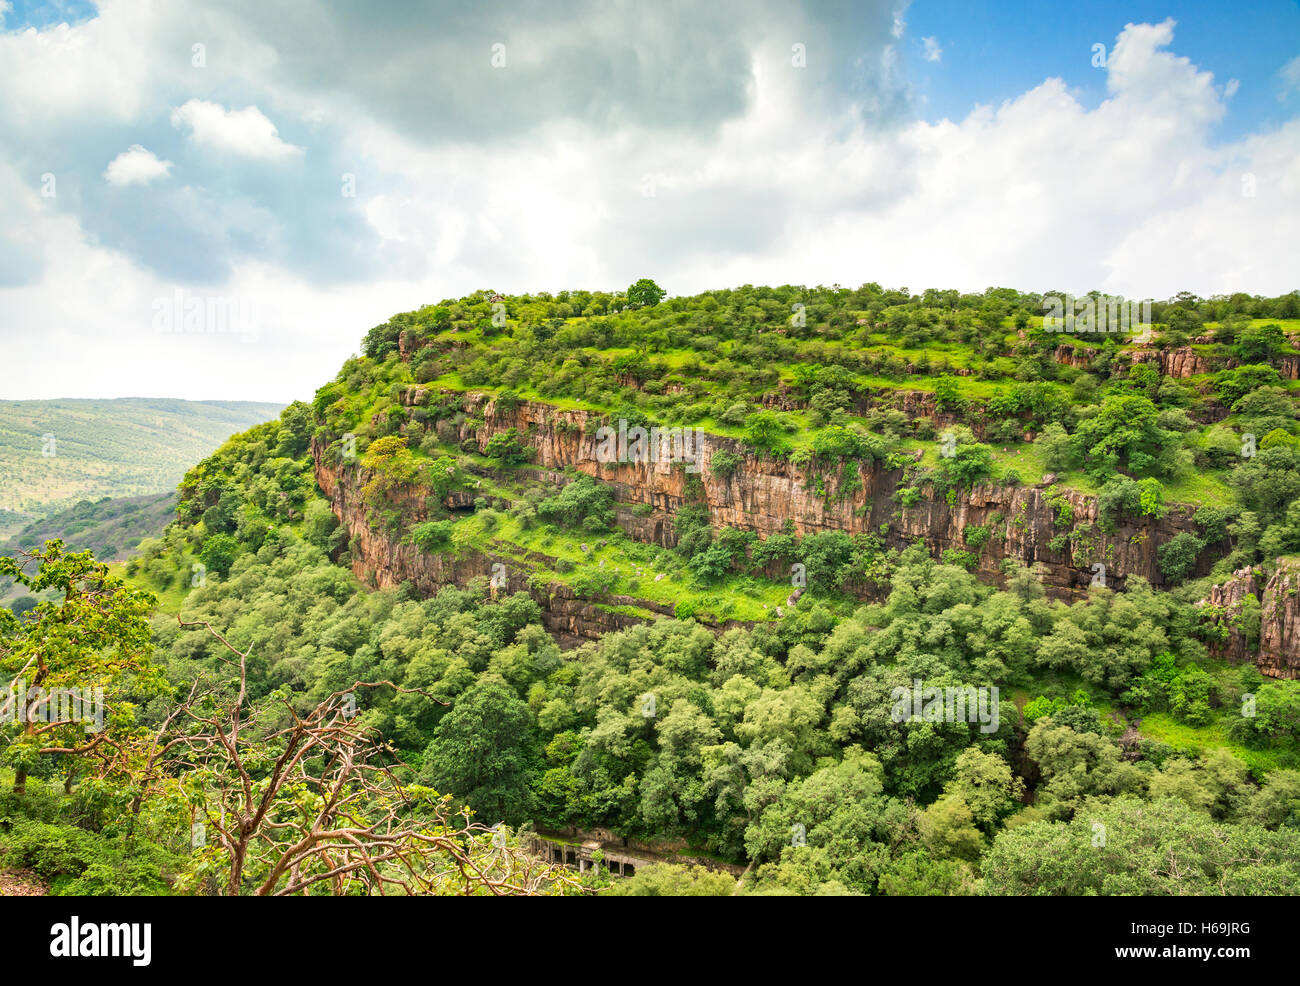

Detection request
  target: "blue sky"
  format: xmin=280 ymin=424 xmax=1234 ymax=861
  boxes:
xmin=903 ymin=0 xmax=1300 ymax=141
xmin=0 ymin=0 xmax=1296 ymax=402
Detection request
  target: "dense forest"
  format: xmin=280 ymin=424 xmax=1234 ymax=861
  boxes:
xmin=3 ymin=282 xmax=1299 ymax=895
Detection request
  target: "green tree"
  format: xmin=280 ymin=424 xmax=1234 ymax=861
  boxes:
xmin=1236 ymin=322 xmax=1286 ymax=363
xmin=983 ymin=797 xmax=1300 ymax=895
xmin=198 ymin=532 xmax=240 ymax=579
xmin=1157 ymin=532 xmax=1204 ymax=584
xmin=607 ymin=863 xmax=736 ymax=896
xmin=0 ymin=542 xmax=162 ymax=795
xmin=419 ymin=677 xmax=536 ymax=825
xmin=626 ymin=278 xmax=666 ymax=309
xmin=1074 ymin=393 xmax=1172 ymax=477
xmin=942 ymin=748 xmax=1024 ymax=831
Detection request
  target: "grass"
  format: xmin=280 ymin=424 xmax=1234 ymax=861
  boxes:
xmin=1135 ymin=713 xmax=1288 ymax=776
xmin=107 ymin=556 xmax=194 ymax=615
xmin=446 ymin=509 xmax=794 ymax=623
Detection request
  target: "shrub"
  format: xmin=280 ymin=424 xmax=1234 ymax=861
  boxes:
xmin=1138 ymin=477 xmax=1166 ymax=518
xmin=483 ymin=429 xmax=532 ymax=465
xmin=710 ymin=447 xmax=744 ymax=478
xmin=718 ymin=403 xmax=749 ymax=426
xmin=744 ymin=411 xmax=792 ymax=455
xmin=810 ymin=426 xmax=883 ymax=462
xmin=941 ymin=548 xmax=977 ymax=570
xmin=1158 ymin=532 xmax=1205 ymax=583
xmin=571 ymin=568 xmax=616 ymax=599
xmin=1097 ymin=476 xmax=1141 ymax=530
xmin=1035 ymin=422 xmax=1076 ymax=471
xmin=538 ymin=476 xmax=614 ymax=529
xmin=964 ymin=525 xmax=991 ymax=552
xmin=0 ymin=815 xmax=177 ymax=896
xmin=411 ymin=520 xmax=454 ymax=551
xmin=198 ymin=532 xmax=240 ymax=578
xmin=938 ymin=442 xmax=994 ymax=489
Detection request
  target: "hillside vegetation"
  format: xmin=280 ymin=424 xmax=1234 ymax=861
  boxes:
xmin=4 ymin=282 xmax=1300 ymax=896
xmin=0 ymin=492 xmax=177 ymax=612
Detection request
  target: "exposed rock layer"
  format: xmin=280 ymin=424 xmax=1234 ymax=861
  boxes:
xmin=312 ymin=391 xmax=1234 ymax=650
xmin=423 ymin=392 xmax=1215 ymax=597
xmin=1202 ymin=561 xmax=1300 ymax=679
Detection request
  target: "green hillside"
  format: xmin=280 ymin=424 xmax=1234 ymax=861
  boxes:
xmin=0 ymin=491 xmax=176 ymax=563
xmin=35 ymin=280 xmax=1283 ymax=899
xmin=0 ymin=492 xmax=178 ymax=611
xmin=0 ymin=398 xmax=283 ymax=532
xmin=4 ymin=284 xmax=1299 ymax=899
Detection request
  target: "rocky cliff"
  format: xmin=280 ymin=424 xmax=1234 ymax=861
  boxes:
xmin=313 ymin=440 xmax=750 ymax=646
xmin=1201 ymin=560 xmax=1300 ymax=679
xmin=1054 ymin=341 xmax=1300 ymax=382
xmin=315 ymin=390 xmax=1223 ymax=627
xmin=442 ymin=392 xmax=1216 ymax=593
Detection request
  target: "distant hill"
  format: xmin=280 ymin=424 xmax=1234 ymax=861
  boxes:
xmin=0 ymin=491 xmax=179 ymax=609
xmin=0 ymin=398 xmax=284 ymax=531
xmin=0 ymin=491 xmax=177 ymax=563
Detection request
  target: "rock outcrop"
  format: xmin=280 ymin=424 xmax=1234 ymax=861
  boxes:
xmin=314 ymin=390 xmax=1221 ymax=630
xmin=313 ymin=441 xmax=748 ymax=646
xmin=1054 ymin=342 xmax=1224 ymax=379
xmin=412 ymin=392 xmax=1214 ymax=595
xmin=1199 ymin=561 xmax=1300 ymax=679
xmin=308 ymin=390 xmax=1300 ymax=677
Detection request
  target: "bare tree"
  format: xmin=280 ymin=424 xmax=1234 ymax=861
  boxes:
xmin=155 ymin=617 xmax=581 ymax=896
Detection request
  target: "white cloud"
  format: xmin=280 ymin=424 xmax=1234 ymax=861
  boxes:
xmin=922 ymin=36 xmax=942 ymax=62
xmin=330 ymin=19 xmax=1293 ymax=303
xmin=103 ymin=144 xmax=172 ymax=186
xmin=170 ymin=99 xmax=302 ymax=161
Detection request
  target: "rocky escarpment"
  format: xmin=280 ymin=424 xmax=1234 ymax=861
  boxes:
xmin=313 ymin=445 xmax=751 ymax=646
xmin=444 ymin=391 xmax=1218 ymax=594
xmin=322 ymin=390 xmax=1220 ymax=603
xmin=1201 ymin=561 xmax=1300 ymax=679
xmin=1054 ymin=341 xmax=1300 ymax=382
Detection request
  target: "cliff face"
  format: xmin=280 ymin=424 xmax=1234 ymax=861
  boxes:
xmin=1053 ymin=343 xmax=1213 ymax=379
xmin=1054 ymin=341 xmax=1300 ymax=382
xmin=317 ymin=390 xmax=1216 ymax=605
xmin=442 ymin=392 xmax=1215 ymax=594
xmin=1202 ymin=567 xmax=1260 ymax=665
xmin=313 ymin=443 xmax=747 ymax=646
xmin=1201 ymin=561 xmax=1300 ymax=679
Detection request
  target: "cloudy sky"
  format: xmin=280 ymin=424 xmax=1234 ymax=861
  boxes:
xmin=1 ymin=0 xmax=1297 ymax=403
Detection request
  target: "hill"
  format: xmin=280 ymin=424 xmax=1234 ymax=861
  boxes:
xmin=0 ymin=397 xmax=283 ymax=533
xmin=9 ymin=283 xmax=1299 ymax=897
xmin=0 ymin=491 xmax=177 ymax=610
xmin=1 ymin=490 xmax=176 ymax=564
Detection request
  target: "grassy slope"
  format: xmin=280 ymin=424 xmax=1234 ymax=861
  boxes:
xmin=420 ymin=313 xmax=1240 ymax=507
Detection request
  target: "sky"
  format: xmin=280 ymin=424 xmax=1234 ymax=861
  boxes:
xmin=0 ymin=0 xmax=1297 ymax=404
